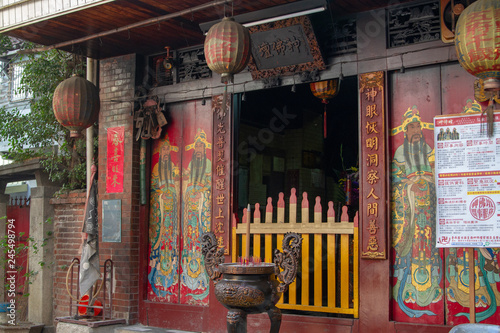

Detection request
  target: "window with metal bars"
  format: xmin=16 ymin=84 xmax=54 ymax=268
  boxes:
xmin=9 ymin=62 xmax=31 ymax=102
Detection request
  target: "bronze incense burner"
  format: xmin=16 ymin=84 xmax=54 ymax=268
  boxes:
xmin=201 ymin=232 xmax=302 ymax=333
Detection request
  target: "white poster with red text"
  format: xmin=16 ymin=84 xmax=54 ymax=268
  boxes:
xmin=435 ymin=112 xmax=500 ymax=248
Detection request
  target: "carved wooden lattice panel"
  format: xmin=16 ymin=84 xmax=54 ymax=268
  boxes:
xmin=387 ymin=0 xmax=441 ymax=48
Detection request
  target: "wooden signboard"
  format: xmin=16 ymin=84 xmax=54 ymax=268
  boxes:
xmin=247 ymin=16 xmax=325 ymax=80
xmin=359 ymin=71 xmax=387 ymax=259
xmin=212 ymin=94 xmax=232 ymax=255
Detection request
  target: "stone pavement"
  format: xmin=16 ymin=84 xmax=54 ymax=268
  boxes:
xmin=56 ymin=322 xmax=200 ymax=333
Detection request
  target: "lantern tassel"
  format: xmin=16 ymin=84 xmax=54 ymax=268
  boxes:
xmin=482 ymin=97 xmax=495 ymax=138
xmin=323 ymin=100 xmax=328 ymax=139
xmin=222 ymin=83 xmax=228 ymax=116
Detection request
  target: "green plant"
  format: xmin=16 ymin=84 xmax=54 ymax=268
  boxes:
xmin=0 ymin=35 xmax=97 ymax=190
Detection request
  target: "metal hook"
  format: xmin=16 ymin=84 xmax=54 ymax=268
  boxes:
xmin=201 ymin=87 xmax=207 ymax=105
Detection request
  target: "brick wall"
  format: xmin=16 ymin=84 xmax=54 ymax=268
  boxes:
xmin=98 ymin=54 xmax=140 ymax=324
xmin=51 ymin=54 xmax=140 ymax=325
xmin=50 ymin=191 xmax=86 ymax=320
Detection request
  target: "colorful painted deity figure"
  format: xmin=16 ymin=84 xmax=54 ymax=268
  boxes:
xmin=446 ymin=247 xmax=500 ymax=324
xmin=462 ymin=99 xmax=482 ymax=114
xmin=148 ymin=135 xmax=181 ymax=302
xmin=444 ymin=99 xmax=500 ymax=325
xmin=391 ymin=106 xmax=442 ymax=318
xmin=180 ymin=129 xmax=212 ymax=305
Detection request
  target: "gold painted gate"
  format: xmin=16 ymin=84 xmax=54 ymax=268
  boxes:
xmin=231 ymin=188 xmax=359 ymax=317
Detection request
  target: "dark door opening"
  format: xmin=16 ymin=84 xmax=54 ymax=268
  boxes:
xmin=236 ymin=75 xmax=359 ymax=220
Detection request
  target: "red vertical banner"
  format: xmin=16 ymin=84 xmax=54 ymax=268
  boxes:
xmin=106 ymin=126 xmax=125 ymax=193
xmin=212 ymin=94 xmax=232 ymax=255
xmin=359 ymin=71 xmax=387 ymax=259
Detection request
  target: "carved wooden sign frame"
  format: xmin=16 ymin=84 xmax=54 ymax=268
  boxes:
xmin=247 ymin=16 xmax=325 ymax=80
xmin=359 ymin=71 xmax=387 ymax=260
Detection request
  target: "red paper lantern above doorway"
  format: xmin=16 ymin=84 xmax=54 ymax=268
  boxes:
xmin=52 ymin=75 xmax=100 ymax=138
xmin=454 ymin=0 xmax=500 ymax=91
xmin=204 ymin=17 xmax=251 ymax=84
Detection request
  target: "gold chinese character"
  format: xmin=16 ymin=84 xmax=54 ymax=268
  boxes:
xmin=366 ymin=137 xmax=378 ymax=151
xmin=217 ymin=236 xmax=225 ymax=247
xmin=365 ymin=87 xmax=378 ymax=102
xmin=216 ymin=193 xmax=225 ymax=205
xmin=366 ymin=169 xmax=380 ymax=185
xmin=366 ymin=154 xmax=378 ymax=167
xmin=366 ymin=121 xmax=379 ymax=135
xmin=216 ymin=178 xmax=225 ymax=191
xmin=111 ymin=174 xmax=121 ymax=187
xmin=112 ymin=133 xmax=123 ymax=146
xmin=366 ymin=188 xmax=380 ymax=200
xmin=217 ymin=150 xmax=225 ymax=162
xmin=215 ymin=221 xmax=224 ymax=234
xmin=368 ymin=219 xmax=379 ymax=235
xmin=216 ymin=163 xmax=225 ymax=177
xmin=367 ymin=202 xmax=378 ymax=217
xmin=367 ymin=235 xmax=379 ymax=251
xmin=217 ymin=135 xmax=226 ymax=149
xmin=366 ymin=104 xmax=378 ymax=118
xmin=216 ymin=207 xmax=225 ymax=219
xmin=217 ymin=122 xmax=226 ymax=134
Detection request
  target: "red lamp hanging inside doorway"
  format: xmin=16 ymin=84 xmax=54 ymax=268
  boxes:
xmin=454 ymin=0 xmax=500 ymax=136
xmin=52 ymin=74 xmax=100 ymax=138
xmin=310 ymin=79 xmax=340 ymax=138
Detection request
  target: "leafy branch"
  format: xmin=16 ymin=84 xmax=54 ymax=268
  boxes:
xmin=0 ymin=36 xmax=97 ymax=190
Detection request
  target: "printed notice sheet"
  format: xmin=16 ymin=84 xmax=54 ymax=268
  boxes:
xmin=435 ymin=112 xmax=500 ymax=248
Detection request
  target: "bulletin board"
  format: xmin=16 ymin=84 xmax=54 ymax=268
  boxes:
xmin=435 ymin=112 xmax=500 ymax=248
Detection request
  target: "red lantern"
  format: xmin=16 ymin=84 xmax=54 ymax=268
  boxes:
xmin=454 ymin=0 xmax=500 ymax=91
xmin=204 ymin=17 xmax=251 ymax=84
xmin=310 ymin=79 xmax=340 ymax=138
xmin=53 ymin=75 xmax=100 ymax=138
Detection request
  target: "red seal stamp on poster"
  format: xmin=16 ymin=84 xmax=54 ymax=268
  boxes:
xmin=469 ymin=196 xmax=495 ymax=221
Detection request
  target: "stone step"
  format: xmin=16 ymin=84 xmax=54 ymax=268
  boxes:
xmin=115 ymin=324 xmax=199 ymax=333
xmin=56 ymin=322 xmax=199 ymax=333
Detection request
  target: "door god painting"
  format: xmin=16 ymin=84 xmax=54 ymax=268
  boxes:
xmin=391 ymin=101 xmax=500 ymax=325
xmin=148 ymin=134 xmax=181 ymax=302
xmin=180 ymin=129 xmax=212 ymax=305
xmin=391 ymin=106 xmax=444 ymax=323
xmin=147 ymin=102 xmax=213 ymax=306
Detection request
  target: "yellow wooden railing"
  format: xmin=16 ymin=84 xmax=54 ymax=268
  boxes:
xmin=231 ymin=189 xmax=359 ymax=317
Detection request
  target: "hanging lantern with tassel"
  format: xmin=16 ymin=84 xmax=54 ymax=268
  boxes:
xmin=204 ymin=17 xmax=251 ymax=84
xmin=204 ymin=17 xmax=251 ymax=111
xmin=454 ymin=0 xmax=500 ymax=137
xmin=53 ymin=74 xmax=100 ymax=138
xmin=310 ymin=79 xmax=340 ymax=138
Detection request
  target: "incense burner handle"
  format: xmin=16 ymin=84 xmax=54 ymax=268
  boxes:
xmin=273 ymin=232 xmax=302 ymax=293
xmin=201 ymin=232 xmax=225 ymax=283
